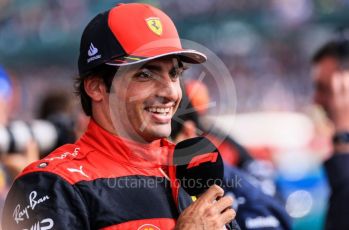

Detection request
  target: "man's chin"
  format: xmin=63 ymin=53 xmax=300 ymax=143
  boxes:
xmin=140 ymin=125 xmax=171 ymax=142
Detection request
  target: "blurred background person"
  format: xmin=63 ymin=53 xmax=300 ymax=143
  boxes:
xmin=171 ymin=86 xmax=292 ymax=229
xmin=35 ymin=90 xmax=82 ymax=158
xmin=184 ymin=80 xmax=254 ymax=168
xmin=0 ymin=67 xmax=11 ymax=125
xmin=179 ymin=80 xmax=278 ymax=197
xmin=311 ymin=39 xmax=349 ymax=230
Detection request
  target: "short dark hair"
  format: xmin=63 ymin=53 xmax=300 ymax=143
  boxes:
xmin=75 ymin=65 xmax=117 ymax=116
xmin=312 ymin=40 xmax=349 ymax=64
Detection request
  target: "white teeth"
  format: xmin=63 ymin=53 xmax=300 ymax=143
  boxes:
xmin=147 ymin=107 xmax=171 ymax=114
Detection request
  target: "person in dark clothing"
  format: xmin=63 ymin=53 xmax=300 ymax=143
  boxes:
xmin=171 ymin=90 xmax=292 ymax=230
xmin=312 ymin=40 xmax=349 ymax=230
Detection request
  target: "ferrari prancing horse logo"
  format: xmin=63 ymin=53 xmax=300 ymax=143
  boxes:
xmin=146 ymin=17 xmax=163 ymax=36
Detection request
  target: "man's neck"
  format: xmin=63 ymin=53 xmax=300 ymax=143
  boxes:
xmin=91 ymin=115 xmax=161 ymax=148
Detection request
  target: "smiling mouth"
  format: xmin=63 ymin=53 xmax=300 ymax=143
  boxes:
xmin=145 ymin=107 xmax=173 ymax=116
xmin=146 ymin=107 xmax=171 ymax=114
xmin=144 ymin=106 xmax=174 ymax=122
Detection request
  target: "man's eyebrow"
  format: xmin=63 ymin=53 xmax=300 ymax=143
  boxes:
xmin=139 ymin=63 xmax=186 ymax=72
xmin=140 ymin=64 xmax=163 ymax=72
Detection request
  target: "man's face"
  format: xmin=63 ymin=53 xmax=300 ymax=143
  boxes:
xmin=109 ymin=57 xmax=184 ymax=142
xmin=312 ymin=56 xmax=340 ymax=115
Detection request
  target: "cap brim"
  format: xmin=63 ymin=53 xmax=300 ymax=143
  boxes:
xmin=105 ymin=47 xmax=207 ymax=66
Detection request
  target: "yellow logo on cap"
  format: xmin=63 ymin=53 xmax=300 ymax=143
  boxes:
xmin=146 ymin=17 xmax=163 ymax=36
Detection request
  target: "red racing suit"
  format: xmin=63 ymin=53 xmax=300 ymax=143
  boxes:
xmin=2 ymin=120 xmax=192 ymax=230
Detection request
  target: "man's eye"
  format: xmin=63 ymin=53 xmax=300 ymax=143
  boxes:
xmin=136 ymin=69 xmax=153 ymax=79
xmin=169 ymin=68 xmax=184 ymax=80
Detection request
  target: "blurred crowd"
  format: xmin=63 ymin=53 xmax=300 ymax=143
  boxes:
xmin=2 ymin=0 xmax=349 ymax=229
xmin=2 ymin=0 xmax=349 ymax=114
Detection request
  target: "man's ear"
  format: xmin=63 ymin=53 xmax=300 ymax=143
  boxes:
xmin=84 ymin=77 xmax=106 ymax=102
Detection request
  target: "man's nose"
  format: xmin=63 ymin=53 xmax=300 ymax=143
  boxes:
xmin=155 ymin=74 xmax=179 ymax=102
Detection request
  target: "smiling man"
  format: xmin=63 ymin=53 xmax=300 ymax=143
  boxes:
xmin=2 ymin=3 xmax=236 ymax=230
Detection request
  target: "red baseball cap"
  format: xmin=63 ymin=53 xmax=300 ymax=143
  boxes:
xmin=78 ymin=3 xmax=207 ymax=76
